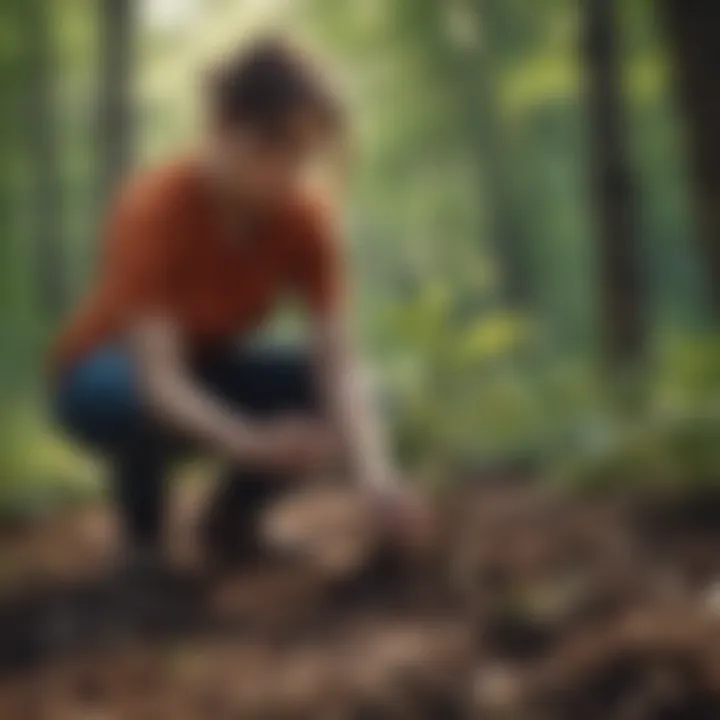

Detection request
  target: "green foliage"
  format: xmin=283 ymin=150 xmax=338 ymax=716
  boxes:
xmin=553 ymin=337 xmax=720 ymax=491
xmin=0 ymin=403 xmax=101 ymax=523
xmin=374 ymin=280 xmax=533 ymax=469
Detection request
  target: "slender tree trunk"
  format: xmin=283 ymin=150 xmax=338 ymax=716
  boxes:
xmin=470 ymin=0 xmax=532 ymax=310
xmin=662 ymin=0 xmax=720 ymax=318
xmin=435 ymin=0 xmax=532 ymax=309
xmin=98 ymin=0 xmax=134 ymax=210
xmin=24 ymin=0 xmax=63 ymax=316
xmin=583 ymin=0 xmax=644 ymax=367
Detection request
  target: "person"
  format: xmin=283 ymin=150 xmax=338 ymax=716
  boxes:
xmin=50 ymin=38 xmax=421 ymax=570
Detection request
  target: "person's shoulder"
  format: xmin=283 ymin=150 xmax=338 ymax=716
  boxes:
xmin=283 ymin=188 xmax=339 ymax=243
xmin=113 ymin=157 xmax=204 ymax=221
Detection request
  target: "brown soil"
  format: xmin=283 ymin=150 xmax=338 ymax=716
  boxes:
xmin=2 ymin=479 xmax=720 ymax=719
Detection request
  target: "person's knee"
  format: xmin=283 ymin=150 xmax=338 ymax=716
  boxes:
xmin=56 ymin=349 xmax=141 ymax=448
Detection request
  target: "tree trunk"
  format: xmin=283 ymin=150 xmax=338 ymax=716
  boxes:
xmin=98 ymin=0 xmax=134 ymax=210
xmin=583 ymin=0 xmax=644 ymax=367
xmin=472 ymin=0 xmax=532 ymax=310
xmin=24 ymin=0 xmax=63 ymax=316
xmin=661 ymin=0 xmax=720 ymax=318
xmin=441 ymin=0 xmax=533 ymax=309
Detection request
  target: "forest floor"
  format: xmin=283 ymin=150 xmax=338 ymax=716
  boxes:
xmin=1 ymin=478 xmax=720 ymax=719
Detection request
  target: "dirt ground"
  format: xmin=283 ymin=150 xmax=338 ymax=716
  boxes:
xmin=2 ymin=478 xmax=720 ymax=719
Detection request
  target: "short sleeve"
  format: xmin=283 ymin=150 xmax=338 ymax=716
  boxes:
xmin=292 ymin=200 xmax=346 ymax=317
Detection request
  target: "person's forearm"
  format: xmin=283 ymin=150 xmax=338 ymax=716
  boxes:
xmin=316 ymin=334 xmax=395 ymax=491
xmin=141 ymin=363 xmax=251 ymax=458
xmin=129 ymin=319 xmax=335 ymax=475
xmin=341 ymin=378 xmax=394 ymax=490
xmin=129 ymin=319 xmax=251 ymax=460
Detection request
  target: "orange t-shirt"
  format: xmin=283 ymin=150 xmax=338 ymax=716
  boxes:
xmin=51 ymin=159 xmax=343 ymax=373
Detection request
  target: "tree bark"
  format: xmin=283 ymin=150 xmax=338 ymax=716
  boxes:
xmin=98 ymin=0 xmax=134 ymax=210
xmin=583 ymin=0 xmax=644 ymax=367
xmin=440 ymin=0 xmax=533 ymax=309
xmin=662 ymin=0 xmax=720 ymax=318
xmin=24 ymin=0 xmax=63 ymax=316
xmin=472 ymin=0 xmax=532 ymax=310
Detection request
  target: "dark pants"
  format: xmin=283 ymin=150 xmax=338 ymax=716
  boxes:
xmin=55 ymin=345 xmax=318 ymax=557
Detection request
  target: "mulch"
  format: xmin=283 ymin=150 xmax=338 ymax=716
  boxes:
xmin=1 ymin=479 xmax=720 ymax=719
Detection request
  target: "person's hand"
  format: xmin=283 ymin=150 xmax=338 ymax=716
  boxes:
xmin=236 ymin=416 xmax=339 ymax=474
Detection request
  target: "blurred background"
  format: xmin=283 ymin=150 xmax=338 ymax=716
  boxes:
xmin=0 ymin=0 xmax=718 ymax=519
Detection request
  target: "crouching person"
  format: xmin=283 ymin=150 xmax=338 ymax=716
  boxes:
xmin=50 ymin=38 xmax=423 ymax=572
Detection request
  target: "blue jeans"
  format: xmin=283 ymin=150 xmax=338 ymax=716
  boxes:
xmin=56 ymin=345 xmax=318 ymax=555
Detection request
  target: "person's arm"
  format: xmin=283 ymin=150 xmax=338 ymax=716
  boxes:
xmin=311 ymin=310 xmax=395 ymax=494
xmin=296 ymin=202 xmax=433 ymax=549
xmin=293 ymin=200 xmax=399 ymax=493
xmin=130 ymin=315 xmax=335 ymax=473
xmin=312 ymin=309 xmax=434 ymax=552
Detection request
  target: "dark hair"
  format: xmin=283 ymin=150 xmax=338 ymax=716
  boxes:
xmin=208 ymin=38 xmax=344 ymax=140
